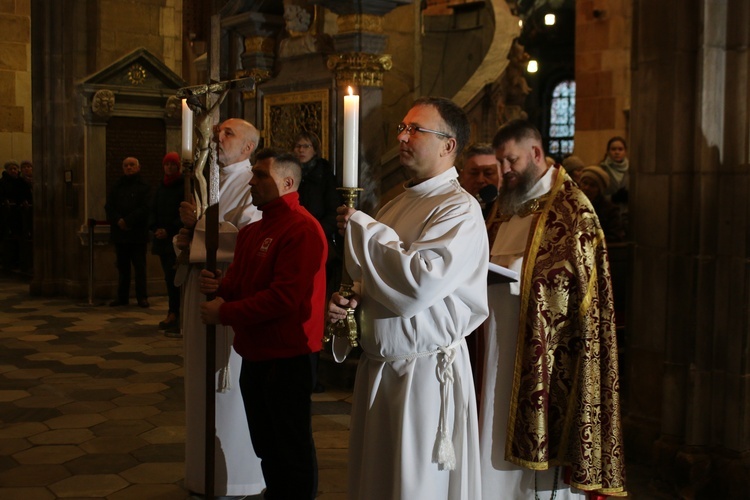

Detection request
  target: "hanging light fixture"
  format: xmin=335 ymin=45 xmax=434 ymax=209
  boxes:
xmin=527 ymin=60 xmax=538 ymax=73
xmin=545 ymin=13 xmax=556 ymax=26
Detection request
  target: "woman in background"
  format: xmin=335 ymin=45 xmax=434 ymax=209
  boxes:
xmin=292 ymin=130 xmax=342 ymax=393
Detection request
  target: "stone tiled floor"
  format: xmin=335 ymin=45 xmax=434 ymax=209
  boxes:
xmin=0 ymin=276 xmax=350 ymax=499
xmin=0 ymin=274 xmax=666 ymax=499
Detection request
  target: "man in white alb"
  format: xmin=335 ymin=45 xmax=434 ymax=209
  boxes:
xmin=329 ymin=97 xmax=489 ymax=500
xmin=176 ymin=118 xmax=265 ymax=497
xmin=480 ymin=119 xmax=627 ymax=499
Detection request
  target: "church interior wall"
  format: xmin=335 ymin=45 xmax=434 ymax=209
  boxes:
xmin=420 ymin=3 xmax=496 ymax=106
xmin=573 ymin=0 xmax=631 ymax=166
xmin=627 ymin=0 xmax=750 ymax=495
xmin=0 ymin=0 xmax=32 ymax=165
xmin=382 ymin=2 xmax=419 ymax=134
xmin=29 ymin=0 xmax=184 ymax=299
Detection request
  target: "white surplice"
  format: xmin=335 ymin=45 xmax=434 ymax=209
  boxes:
xmin=344 ymin=167 xmax=489 ymax=500
xmin=479 ymin=167 xmax=584 ymax=499
xmin=182 ymin=159 xmax=265 ymax=496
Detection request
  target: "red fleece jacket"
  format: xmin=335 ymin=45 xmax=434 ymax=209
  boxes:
xmin=217 ymin=192 xmax=327 ymax=361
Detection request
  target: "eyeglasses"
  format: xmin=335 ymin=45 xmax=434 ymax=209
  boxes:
xmin=397 ymin=122 xmax=452 ymax=139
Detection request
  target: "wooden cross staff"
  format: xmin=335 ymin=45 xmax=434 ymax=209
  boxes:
xmin=176 ymin=35 xmax=256 ymax=500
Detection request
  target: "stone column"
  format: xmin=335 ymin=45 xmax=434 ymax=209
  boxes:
xmin=223 ymin=12 xmax=281 ymax=123
xmin=628 ymin=0 xmax=750 ymax=496
xmin=324 ymin=9 xmax=396 ymax=212
xmin=327 ymin=54 xmax=392 ymax=211
xmin=328 ymin=35 xmax=392 ymax=211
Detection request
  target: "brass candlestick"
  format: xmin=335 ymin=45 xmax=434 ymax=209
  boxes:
xmin=323 ymin=186 xmax=363 ymax=347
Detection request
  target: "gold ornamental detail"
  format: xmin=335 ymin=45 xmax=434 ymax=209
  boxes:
xmin=127 ymin=64 xmax=147 ymax=86
xmin=337 ymin=14 xmax=383 ymax=34
xmin=244 ymin=36 xmax=276 ymax=56
xmin=235 ymin=68 xmax=272 ymax=99
xmin=327 ymin=53 xmax=392 ymax=88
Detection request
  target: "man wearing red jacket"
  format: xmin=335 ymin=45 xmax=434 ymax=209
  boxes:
xmin=199 ymin=148 xmax=327 ymax=500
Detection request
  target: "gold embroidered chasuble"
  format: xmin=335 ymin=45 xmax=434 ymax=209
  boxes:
xmin=486 ymin=168 xmax=627 ymax=496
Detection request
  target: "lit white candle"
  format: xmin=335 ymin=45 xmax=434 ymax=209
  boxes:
xmin=343 ymin=87 xmax=360 ymax=188
xmin=181 ymin=98 xmax=194 ymax=161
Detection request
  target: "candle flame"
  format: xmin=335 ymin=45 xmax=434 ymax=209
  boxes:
xmin=347 ymin=86 xmax=353 ymax=96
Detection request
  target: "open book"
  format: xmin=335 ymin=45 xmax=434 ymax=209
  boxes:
xmin=488 ymin=261 xmax=519 ymax=284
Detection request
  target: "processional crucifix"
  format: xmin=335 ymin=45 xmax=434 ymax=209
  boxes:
xmin=176 ymin=48 xmax=255 ymax=500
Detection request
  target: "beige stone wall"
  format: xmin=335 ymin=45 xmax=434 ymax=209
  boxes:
xmin=574 ymin=0 xmax=631 ymax=166
xmin=0 ymin=0 xmax=31 ymax=165
xmin=0 ymin=0 xmax=182 ymax=172
xmin=95 ymin=0 xmax=183 ymax=72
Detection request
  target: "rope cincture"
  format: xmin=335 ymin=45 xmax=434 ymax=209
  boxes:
xmin=366 ymin=339 xmax=463 ymax=471
xmin=434 ymin=345 xmax=457 ymax=470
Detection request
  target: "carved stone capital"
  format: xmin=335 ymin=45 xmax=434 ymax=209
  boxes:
xmin=327 ymin=53 xmax=393 ymax=88
xmin=235 ymin=68 xmax=272 ymax=99
xmin=244 ymin=36 xmax=276 ymax=56
xmin=92 ymin=89 xmax=115 ymax=118
xmin=337 ymin=14 xmax=383 ymax=34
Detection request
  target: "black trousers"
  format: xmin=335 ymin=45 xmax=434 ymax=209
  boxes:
xmin=114 ymin=241 xmax=147 ymax=302
xmin=157 ymin=251 xmax=179 ymax=314
xmin=240 ymin=354 xmax=318 ymax=500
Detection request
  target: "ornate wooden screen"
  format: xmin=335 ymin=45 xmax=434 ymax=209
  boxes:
xmin=262 ymin=89 xmax=330 ymax=158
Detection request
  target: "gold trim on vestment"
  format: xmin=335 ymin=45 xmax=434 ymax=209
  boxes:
xmin=505 ymin=168 xmax=563 ymax=468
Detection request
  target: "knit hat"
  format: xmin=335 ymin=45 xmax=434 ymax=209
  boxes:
xmin=562 ymin=155 xmax=585 ymax=173
xmin=163 ymin=152 xmax=180 ymax=165
xmin=580 ymin=165 xmax=610 ymax=193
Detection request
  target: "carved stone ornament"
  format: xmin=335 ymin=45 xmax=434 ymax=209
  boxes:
xmin=164 ymin=95 xmax=181 ymax=119
xmin=284 ymin=3 xmax=314 ymax=37
xmin=91 ymin=89 xmax=115 ymax=118
xmin=337 ymin=14 xmax=383 ymax=34
xmin=244 ymin=36 xmax=276 ymax=56
xmin=127 ymin=63 xmax=147 ymax=86
xmin=327 ymin=53 xmax=393 ymax=88
xmin=235 ymin=68 xmax=272 ymax=99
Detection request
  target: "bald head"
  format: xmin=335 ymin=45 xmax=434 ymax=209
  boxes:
xmin=216 ymin=118 xmax=260 ymax=167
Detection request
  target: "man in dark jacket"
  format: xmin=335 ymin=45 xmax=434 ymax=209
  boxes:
xmin=105 ymin=156 xmax=151 ymax=307
xmin=149 ymin=152 xmax=184 ymax=331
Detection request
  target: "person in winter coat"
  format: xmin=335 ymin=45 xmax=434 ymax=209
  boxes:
xmin=150 ymin=152 xmax=184 ymax=332
xmin=105 ymin=156 xmax=152 ymax=307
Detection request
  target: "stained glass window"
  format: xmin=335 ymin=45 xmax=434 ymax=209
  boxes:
xmin=548 ymin=80 xmax=576 ymax=156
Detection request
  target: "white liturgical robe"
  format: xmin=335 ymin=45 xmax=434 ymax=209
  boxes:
xmin=344 ymin=167 xmax=489 ymax=500
xmin=183 ymin=159 xmax=265 ymax=496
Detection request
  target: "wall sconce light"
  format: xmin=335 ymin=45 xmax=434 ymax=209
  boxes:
xmin=544 ymin=14 xmax=556 ymax=26
xmin=527 ymin=60 xmax=538 ymax=73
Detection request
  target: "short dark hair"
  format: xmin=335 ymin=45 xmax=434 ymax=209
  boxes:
xmin=293 ymin=130 xmax=322 ymax=157
xmin=606 ymin=136 xmax=627 ymax=150
xmin=254 ymin=148 xmax=302 ymax=186
xmin=492 ymin=119 xmax=543 ymax=149
xmin=412 ymin=97 xmax=470 ymax=159
xmin=462 ymin=143 xmax=495 ymax=162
